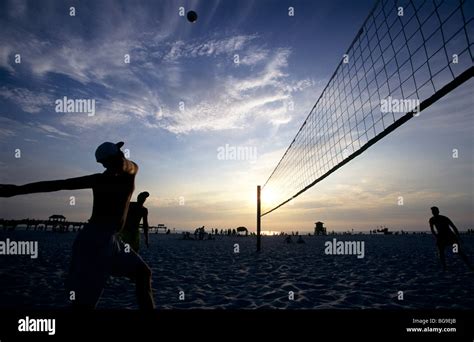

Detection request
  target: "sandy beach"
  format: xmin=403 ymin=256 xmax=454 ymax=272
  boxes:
xmin=0 ymin=231 xmax=473 ymax=310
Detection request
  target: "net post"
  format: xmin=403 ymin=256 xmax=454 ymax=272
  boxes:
xmin=257 ymin=185 xmax=261 ymax=252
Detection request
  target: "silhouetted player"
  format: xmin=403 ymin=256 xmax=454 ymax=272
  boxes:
xmin=120 ymin=191 xmax=150 ymax=252
xmin=429 ymin=206 xmax=473 ymax=271
xmin=0 ymin=142 xmax=155 ymax=310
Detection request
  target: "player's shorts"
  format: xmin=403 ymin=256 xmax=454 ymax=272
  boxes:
xmin=65 ymin=223 xmax=150 ymax=308
xmin=436 ymin=232 xmax=458 ymax=249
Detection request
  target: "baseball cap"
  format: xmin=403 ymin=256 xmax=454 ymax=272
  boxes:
xmin=95 ymin=141 xmax=125 ymax=162
xmin=137 ymin=191 xmax=150 ymax=201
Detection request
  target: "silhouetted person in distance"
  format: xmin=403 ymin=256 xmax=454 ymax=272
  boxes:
xmin=119 ymin=191 xmax=150 ymax=252
xmin=0 ymin=142 xmax=155 ymax=310
xmin=429 ymin=206 xmax=473 ymax=271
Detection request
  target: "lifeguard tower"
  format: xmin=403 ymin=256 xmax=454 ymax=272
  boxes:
xmin=314 ymin=221 xmax=327 ymax=235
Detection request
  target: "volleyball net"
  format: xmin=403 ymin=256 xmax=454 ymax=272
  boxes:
xmin=256 ymin=0 xmax=473 ymax=249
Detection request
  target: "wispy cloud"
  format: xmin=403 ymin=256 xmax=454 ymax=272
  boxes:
xmin=156 ymin=48 xmax=316 ymax=133
xmin=0 ymin=127 xmax=16 ymax=139
xmin=0 ymin=45 xmax=14 ymax=73
xmin=0 ymin=0 xmax=317 ymax=135
xmin=0 ymin=116 xmax=71 ymax=140
xmin=0 ymin=87 xmax=53 ymax=113
xmin=163 ymin=35 xmax=258 ymax=62
xmin=240 ymin=49 xmax=269 ymax=66
xmin=35 ymin=123 xmax=71 ymax=137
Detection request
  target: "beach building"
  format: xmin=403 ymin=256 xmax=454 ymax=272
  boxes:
xmin=236 ymin=226 xmax=248 ymax=236
xmin=314 ymin=221 xmax=327 ymax=235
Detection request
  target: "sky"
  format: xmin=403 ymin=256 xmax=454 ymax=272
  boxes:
xmin=0 ymin=0 xmax=473 ymax=233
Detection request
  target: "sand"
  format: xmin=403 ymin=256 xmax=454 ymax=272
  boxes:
xmin=0 ymin=231 xmax=473 ymax=309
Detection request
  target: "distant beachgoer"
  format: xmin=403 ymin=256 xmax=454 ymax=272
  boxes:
xmin=194 ymin=226 xmax=205 ymax=240
xmin=0 ymin=142 xmax=155 ymax=310
xmin=297 ymin=235 xmax=305 ymax=244
xmin=119 ymin=191 xmax=150 ymax=252
xmin=429 ymin=206 xmax=473 ymax=271
xmin=284 ymin=235 xmax=292 ymax=243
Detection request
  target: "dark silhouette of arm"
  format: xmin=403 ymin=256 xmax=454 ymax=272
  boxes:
xmin=429 ymin=219 xmax=437 ymax=237
xmin=143 ymin=208 xmax=149 ymax=248
xmin=448 ymin=218 xmax=460 ymax=237
xmin=0 ymin=174 xmax=99 ymax=197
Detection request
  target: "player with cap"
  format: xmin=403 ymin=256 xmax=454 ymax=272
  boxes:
xmin=120 ymin=191 xmax=151 ymax=252
xmin=0 ymin=141 xmax=155 ymax=310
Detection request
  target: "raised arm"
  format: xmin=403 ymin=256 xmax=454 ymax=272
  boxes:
xmin=0 ymin=174 xmax=99 ymax=197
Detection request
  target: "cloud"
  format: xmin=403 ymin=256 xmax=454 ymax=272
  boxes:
xmin=35 ymin=124 xmax=71 ymax=137
xmin=59 ymin=104 xmax=131 ymax=129
xmin=228 ymin=49 xmax=291 ymax=93
xmin=162 ymin=35 xmax=258 ymax=62
xmin=0 ymin=116 xmax=71 ymax=140
xmin=0 ymin=3 xmax=318 ymax=136
xmin=0 ymin=127 xmax=16 ymax=139
xmin=0 ymin=45 xmax=14 ymax=73
xmin=240 ymin=49 xmax=269 ymax=66
xmin=158 ymin=48 xmax=317 ymax=133
xmin=0 ymin=87 xmax=53 ymax=113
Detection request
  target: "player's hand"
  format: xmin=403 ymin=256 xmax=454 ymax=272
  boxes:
xmin=0 ymin=184 xmax=18 ymax=197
